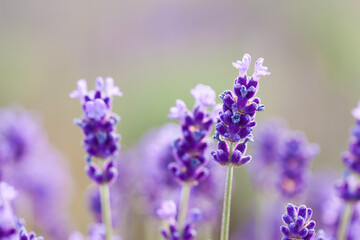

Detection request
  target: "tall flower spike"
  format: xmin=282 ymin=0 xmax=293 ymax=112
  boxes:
xmin=168 ymin=84 xmax=216 ymax=185
xmin=71 ymin=77 xmax=122 ymax=183
xmin=280 ymin=204 xmax=316 ymax=240
xmin=277 ymin=132 xmax=320 ymax=198
xmin=212 ymin=54 xmax=270 ymax=167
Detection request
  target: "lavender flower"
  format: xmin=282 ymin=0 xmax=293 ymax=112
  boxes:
xmin=168 ymin=84 xmax=216 ymax=184
xmin=281 ymin=204 xmax=316 ymax=240
xmin=157 ymin=200 xmax=200 ymax=240
xmin=212 ymin=54 xmax=270 ymax=167
xmin=71 ymin=77 xmax=122 ymax=184
xmin=247 ymin=119 xmax=288 ymax=187
xmin=136 ymin=124 xmax=180 ymax=214
xmin=278 ymin=132 xmax=319 ymax=198
xmin=342 ymin=102 xmax=360 ymax=174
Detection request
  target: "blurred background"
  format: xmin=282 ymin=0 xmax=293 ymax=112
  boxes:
xmin=1 ymin=0 xmax=360 ymax=238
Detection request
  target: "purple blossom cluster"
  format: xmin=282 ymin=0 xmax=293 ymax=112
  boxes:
xmin=212 ymin=54 xmax=270 ymax=167
xmin=168 ymin=84 xmax=216 ymax=184
xmin=71 ymin=77 xmax=122 ymax=184
xmin=278 ymin=132 xmax=320 ymax=198
xmin=247 ymin=119 xmax=319 ymax=198
xmin=280 ymin=204 xmax=316 ymax=240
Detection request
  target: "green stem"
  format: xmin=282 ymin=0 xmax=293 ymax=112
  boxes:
xmin=100 ymin=183 xmax=113 ymax=240
xmin=220 ymin=165 xmax=234 ymax=240
xmin=178 ymin=183 xmax=192 ymax=233
xmin=220 ymin=142 xmax=234 ymax=240
xmin=338 ymin=202 xmax=353 ymax=240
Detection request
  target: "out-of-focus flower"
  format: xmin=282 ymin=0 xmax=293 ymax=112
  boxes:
xmin=168 ymin=84 xmax=216 ymax=184
xmin=247 ymin=119 xmax=288 ymax=187
xmin=280 ymin=204 xmax=316 ymax=240
xmin=278 ymin=132 xmax=319 ymax=198
xmin=0 ymin=107 xmax=72 ymax=239
xmin=212 ymin=54 xmax=270 ymax=167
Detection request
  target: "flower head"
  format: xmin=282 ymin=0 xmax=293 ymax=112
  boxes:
xmin=278 ymin=132 xmax=319 ymax=197
xmin=280 ymin=204 xmax=316 ymax=240
xmin=168 ymin=85 xmax=216 ymax=185
xmin=70 ymin=77 xmax=122 ymax=164
xmin=212 ymin=54 xmax=270 ymax=167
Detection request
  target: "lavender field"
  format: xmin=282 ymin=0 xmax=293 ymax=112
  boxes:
xmin=1 ymin=1 xmax=360 ymax=240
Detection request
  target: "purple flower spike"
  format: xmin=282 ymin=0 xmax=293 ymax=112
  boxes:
xmin=71 ymin=77 xmax=122 ymax=184
xmin=280 ymin=204 xmax=316 ymax=240
xmin=278 ymin=132 xmax=319 ymax=198
xmin=212 ymin=54 xmax=270 ymax=166
xmin=168 ymin=85 xmax=216 ymax=184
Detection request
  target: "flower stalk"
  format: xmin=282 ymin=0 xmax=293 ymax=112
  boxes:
xmin=100 ymin=182 xmax=113 ymax=240
xmin=338 ymin=202 xmax=353 ymax=240
xmin=178 ymin=182 xmax=192 ymax=232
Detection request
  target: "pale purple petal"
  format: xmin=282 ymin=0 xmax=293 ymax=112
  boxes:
xmin=85 ymin=99 xmax=108 ymax=120
xmin=352 ymin=101 xmax=360 ymax=120
xmin=105 ymin=77 xmax=123 ymax=97
xmin=191 ymin=84 xmax=216 ymax=107
xmin=168 ymin=99 xmax=187 ymax=120
xmin=69 ymin=79 xmax=87 ymax=99
xmin=156 ymin=200 xmax=177 ymax=219
xmin=0 ymin=182 xmax=17 ymax=206
xmin=252 ymin=58 xmax=270 ymax=81
xmin=95 ymin=77 xmax=104 ymax=91
xmin=232 ymin=54 xmax=251 ymax=78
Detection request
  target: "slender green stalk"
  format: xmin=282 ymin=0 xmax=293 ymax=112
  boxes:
xmin=220 ymin=165 xmax=234 ymax=240
xmin=220 ymin=142 xmax=235 ymax=240
xmin=178 ymin=183 xmax=192 ymax=232
xmin=338 ymin=202 xmax=353 ymax=240
xmin=100 ymin=183 xmax=113 ymax=240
